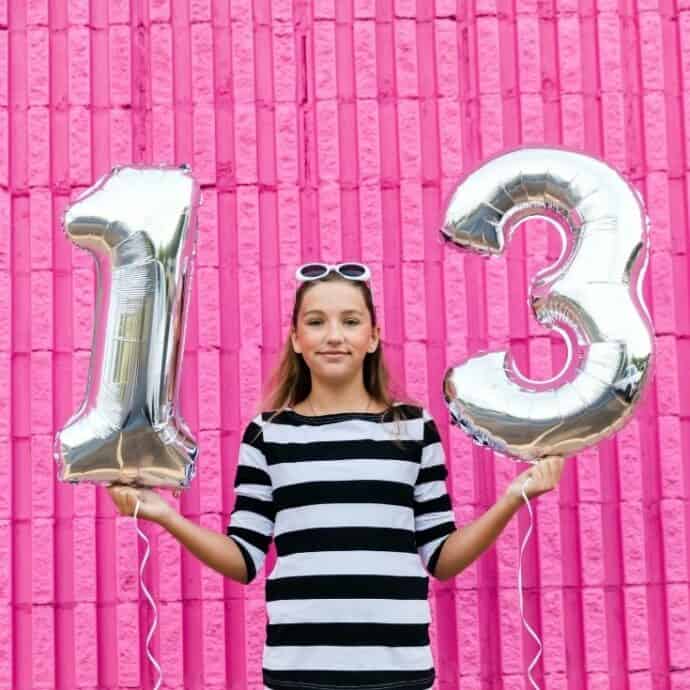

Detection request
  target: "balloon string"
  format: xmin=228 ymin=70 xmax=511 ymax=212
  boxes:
xmin=133 ymin=498 xmax=163 ymax=690
xmin=518 ymin=475 xmax=543 ymax=690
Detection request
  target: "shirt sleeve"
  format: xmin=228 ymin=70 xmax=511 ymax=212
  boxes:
xmin=226 ymin=416 xmax=275 ymax=584
xmin=414 ymin=410 xmax=457 ymax=579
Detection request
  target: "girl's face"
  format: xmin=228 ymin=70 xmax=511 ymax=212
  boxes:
xmin=291 ymin=280 xmax=380 ymax=383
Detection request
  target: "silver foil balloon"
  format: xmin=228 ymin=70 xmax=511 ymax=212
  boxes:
xmin=54 ymin=165 xmax=200 ymax=488
xmin=440 ymin=146 xmax=654 ymax=461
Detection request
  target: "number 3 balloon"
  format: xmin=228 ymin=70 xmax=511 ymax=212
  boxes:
xmin=440 ymin=146 xmax=654 ymax=461
xmin=54 ymin=164 xmax=200 ymax=488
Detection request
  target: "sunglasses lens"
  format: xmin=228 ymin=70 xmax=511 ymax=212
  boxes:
xmin=301 ymin=264 xmax=328 ymax=278
xmin=339 ymin=263 xmax=367 ymax=278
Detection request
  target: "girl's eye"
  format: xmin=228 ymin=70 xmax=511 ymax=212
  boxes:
xmin=307 ymin=319 xmax=360 ymax=326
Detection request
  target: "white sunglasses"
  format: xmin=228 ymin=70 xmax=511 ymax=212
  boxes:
xmin=295 ymin=263 xmax=372 ymax=291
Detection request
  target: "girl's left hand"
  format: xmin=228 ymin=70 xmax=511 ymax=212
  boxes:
xmin=505 ymin=455 xmax=566 ymax=502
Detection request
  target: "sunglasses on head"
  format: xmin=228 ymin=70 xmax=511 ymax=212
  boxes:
xmin=295 ymin=263 xmax=372 ymax=292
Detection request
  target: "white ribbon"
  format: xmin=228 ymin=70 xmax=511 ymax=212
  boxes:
xmin=517 ymin=474 xmax=543 ymax=689
xmin=133 ymin=498 xmax=164 ymax=690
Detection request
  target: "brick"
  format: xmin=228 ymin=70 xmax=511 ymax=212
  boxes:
xmin=576 ymin=446 xmax=602 ymax=502
xmin=32 ymin=518 xmax=54 ymax=603
xmin=356 ymin=99 xmax=380 ymax=182
xmin=27 ymin=0 xmax=48 ymax=25
xmin=197 ymin=188 xmax=218 ymax=267
xmin=654 ymin=335 xmax=680 ymax=415
xmin=315 ymin=20 xmax=337 ymax=100
xmin=359 ymin=185 xmax=384 ymax=262
xmin=0 ymin=521 xmax=9 ymax=600
xmin=579 ymin=503 xmax=605 ymax=586
xmin=158 ymin=600 xmax=183 ymax=685
xmin=69 ymin=106 xmax=92 ymax=186
xmin=68 ymin=26 xmax=90 ymax=105
xmin=31 ymin=434 xmax=54 ymax=517
xmin=602 ymin=93 xmax=626 ymax=166
xmin=625 ymin=586 xmax=650 ymax=670
xmin=158 ymin=530 xmax=182 ymax=602
xmin=639 ymin=12 xmax=665 ymax=91
xmin=438 ymin=99 xmax=463 ymax=179
xmin=193 ymin=103 xmax=216 ymax=185
xmin=273 ymin=23 xmax=296 ymax=103
xmin=109 ymin=25 xmax=132 ymax=106
xmin=0 ymin=34 xmax=6 ymax=109
xmin=152 ymin=105 xmax=175 ymax=163
xmin=190 ymin=0 xmax=211 ymax=21
xmin=485 ymin=257 xmax=510 ymax=345
xmin=456 ymin=589 xmax=481 ymax=673
xmin=617 ymin=418 xmax=643 ymax=501
xmin=27 ymin=28 xmax=49 ymax=105
xmin=191 ymin=21 xmax=214 ymax=104
xmin=72 ymin=267 xmax=94 ymax=352
xmin=231 ymin=21 xmax=255 ymax=103
xmin=28 ymin=107 xmax=50 ymax=187
xmin=521 ymin=93 xmax=544 ymax=141
xmin=109 ymin=0 xmax=130 ymax=23
xmin=116 ymin=518 xmax=139 ymax=601
xmin=318 ymin=184 xmax=342 ymax=257
xmin=0 ymin=273 xmax=8 ymax=352
xmin=198 ymin=430 xmax=221 ymax=515
xmin=73 ymin=517 xmax=97 ymax=601
xmin=110 ymin=108 xmax=133 ymax=165
xmin=658 ymin=416 xmax=683 ymax=497
xmin=354 ymin=21 xmax=377 ymax=98
xmin=234 ymin=104 xmax=258 ymax=183
xmin=541 ymin=592 xmax=568 ymax=676
xmin=198 ymin=348 xmax=221 ymax=430
xmin=32 ymin=605 xmax=55 ymax=686
xmin=68 ymin=0 xmax=89 ymax=24
xmin=276 ymin=103 xmax=299 ymax=184
xmin=477 ymin=18 xmax=501 ymax=94
xmin=480 ymin=93 xmax=504 ymax=157
xmin=117 ymin=602 xmax=140 ymax=685
xmin=598 ymin=14 xmax=623 ymax=92
xmin=647 ymin=174 xmax=672 ymax=252
xmin=528 ymin=334 xmax=552 ymax=379
xmin=317 ymin=99 xmax=339 ymax=181
xmin=400 ymin=181 xmax=424 ymax=261
xmin=498 ymin=587 xmax=524 ymax=672
xmin=0 ymin=602 xmax=11 ymax=687
xmin=398 ymin=98 xmax=421 ymax=180
xmin=151 ymin=24 xmax=173 ymax=104
xmin=558 ymin=16 xmax=582 ymax=93
xmin=562 ymin=94 xmax=585 ymax=149
xmin=395 ymin=19 xmax=417 ymax=98
xmin=582 ymin=588 xmax=608 ymax=671
xmin=31 ymin=351 xmax=53 ymax=433
xmin=668 ymin=585 xmax=690 ymax=676
xmin=402 ymin=262 xmax=427 ymax=342
xmin=643 ymin=92 xmax=668 ymax=172
xmin=73 ymin=603 xmax=98 ymax=687
xmin=621 ymin=502 xmax=647 ymax=584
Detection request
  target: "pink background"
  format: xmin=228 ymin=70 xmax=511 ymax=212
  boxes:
xmin=2 ymin=0 xmax=690 ymax=688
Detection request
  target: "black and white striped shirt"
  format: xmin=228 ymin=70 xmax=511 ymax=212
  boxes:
xmin=226 ymin=403 xmax=456 ymax=690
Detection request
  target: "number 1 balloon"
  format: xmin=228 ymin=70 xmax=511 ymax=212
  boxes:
xmin=54 ymin=164 xmax=200 ymax=489
xmin=440 ymin=146 xmax=654 ymax=462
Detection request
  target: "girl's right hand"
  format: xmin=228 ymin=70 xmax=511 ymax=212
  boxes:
xmin=107 ymin=484 xmax=176 ymax=526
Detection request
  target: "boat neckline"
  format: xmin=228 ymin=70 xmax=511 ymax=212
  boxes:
xmin=283 ymin=402 xmax=405 ymax=419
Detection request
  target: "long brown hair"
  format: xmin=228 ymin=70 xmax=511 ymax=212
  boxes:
xmin=249 ymin=271 xmax=423 ymax=447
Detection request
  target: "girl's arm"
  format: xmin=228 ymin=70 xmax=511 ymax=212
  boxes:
xmin=434 ymin=455 xmax=566 ymax=581
xmin=433 ymin=492 xmax=522 ymax=581
xmin=160 ymin=510 xmax=250 ymax=584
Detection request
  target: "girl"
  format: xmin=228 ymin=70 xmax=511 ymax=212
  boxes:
xmin=109 ymin=261 xmax=565 ymax=690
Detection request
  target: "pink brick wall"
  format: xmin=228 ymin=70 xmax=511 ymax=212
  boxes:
xmin=1 ymin=0 xmax=688 ymax=688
